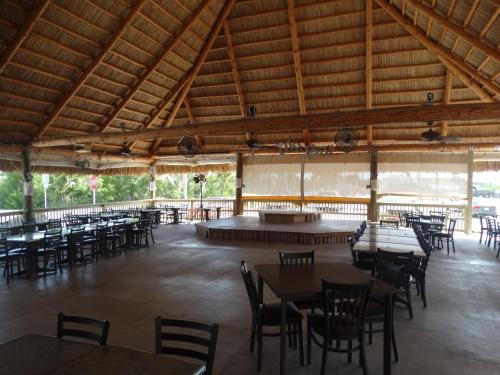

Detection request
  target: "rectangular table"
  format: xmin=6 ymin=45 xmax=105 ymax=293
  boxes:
xmin=352 ymin=240 xmax=426 ymax=257
xmin=255 ymin=263 xmax=396 ymax=375
xmin=0 ymin=334 xmax=204 ymax=375
xmin=365 ymin=227 xmax=417 ymax=238
xmin=359 ymin=233 xmax=420 ymax=246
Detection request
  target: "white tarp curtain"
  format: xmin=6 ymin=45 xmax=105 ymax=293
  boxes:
xmin=303 ymin=153 xmax=370 ymax=197
xmin=243 ymin=155 xmax=301 ymax=196
xmin=378 ymin=153 xmax=468 ymax=198
xmin=242 ymin=154 xmax=370 ymax=197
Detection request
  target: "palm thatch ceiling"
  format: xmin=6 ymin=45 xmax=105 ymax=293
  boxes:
xmin=0 ymin=0 xmax=499 ymax=167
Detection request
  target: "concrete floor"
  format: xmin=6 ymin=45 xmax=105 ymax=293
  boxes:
xmin=1 ymin=225 xmax=499 ymax=375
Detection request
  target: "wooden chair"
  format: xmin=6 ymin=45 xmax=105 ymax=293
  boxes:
xmin=155 ymin=317 xmax=219 ymax=375
xmin=240 ymin=260 xmax=304 ymax=372
xmin=38 ymin=229 xmax=63 ymax=276
xmin=376 ymin=249 xmax=414 ymax=319
xmin=47 ymin=219 xmax=62 ymax=229
xmin=279 ymin=250 xmax=314 ymax=265
xmin=57 ymin=312 xmax=110 ymax=345
xmin=433 ymin=218 xmax=457 ymax=254
xmin=0 ymin=237 xmax=25 ymax=285
xmin=307 ymin=280 xmax=372 ymax=375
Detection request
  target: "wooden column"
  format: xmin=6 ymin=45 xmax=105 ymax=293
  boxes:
xmin=300 ymin=155 xmax=305 ymax=212
xmin=149 ymin=164 xmax=156 ymax=201
xmin=368 ymin=146 xmax=378 ymax=222
xmin=234 ymin=153 xmax=243 ymax=216
xmin=22 ymin=148 xmax=33 ymax=222
xmin=465 ymin=147 xmax=474 ymax=234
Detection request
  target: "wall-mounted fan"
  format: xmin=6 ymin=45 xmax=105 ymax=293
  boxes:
xmin=245 ymin=132 xmax=280 ymax=150
xmin=421 ymin=121 xmax=460 ymax=143
xmin=334 ymin=128 xmax=359 ymax=153
xmin=177 ymin=136 xmax=199 ymax=158
xmin=75 ymin=158 xmax=90 ymax=169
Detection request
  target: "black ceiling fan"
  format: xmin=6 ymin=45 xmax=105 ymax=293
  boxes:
xmin=177 ymin=136 xmax=200 ymax=158
xmin=420 ymin=121 xmax=460 ymax=143
xmin=119 ymin=123 xmax=141 ymax=157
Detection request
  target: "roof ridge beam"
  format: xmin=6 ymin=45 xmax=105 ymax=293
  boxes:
xmin=0 ymin=0 xmax=51 ymax=75
xmin=30 ymin=102 xmax=500 ymax=148
xmin=287 ymin=0 xmax=306 ymax=115
xmin=149 ymin=0 xmax=238 ymax=152
xmin=375 ymin=0 xmax=498 ymax=101
xmin=223 ymin=21 xmax=246 ymax=117
xmin=34 ymin=0 xmax=148 ymax=139
xmin=405 ymin=0 xmax=500 ymax=63
xmin=96 ymin=0 xmax=214 ymax=133
xmin=366 ymin=0 xmax=373 ymax=145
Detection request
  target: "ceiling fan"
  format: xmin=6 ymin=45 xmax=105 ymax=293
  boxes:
xmin=119 ymin=123 xmax=141 ymax=157
xmin=420 ymin=121 xmax=460 ymax=143
xmin=334 ymin=128 xmax=359 ymax=153
xmin=177 ymin=136 xmax=199 ymax=158
xmin=245 ymin=132 xmax=280 ymax=150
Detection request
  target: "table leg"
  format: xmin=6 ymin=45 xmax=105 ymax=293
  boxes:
xmin=258 ymin=275 xmax=263 ymax=305
xmin=383 ymin=293 xmax=393 ymax=375
xmin=280 ymin=297 xmax=287 ymax=375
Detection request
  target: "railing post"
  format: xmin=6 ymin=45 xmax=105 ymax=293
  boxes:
xmin=22 ymin=147 xmax=33 ymax=222
xmin=368 ymin=146 xmax=379 ymax=222
xmin=234 ymin=152 xmax=243 ymax=216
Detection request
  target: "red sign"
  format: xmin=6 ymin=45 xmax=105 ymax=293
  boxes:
xmin=89 ymin=175 xmax=98 ymax=191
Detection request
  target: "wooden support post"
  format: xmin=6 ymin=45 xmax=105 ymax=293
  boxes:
xmin=149 ymin=164 xmax=156 ymax=201
xmin=465 ymin=147 xmax=474 ymax=235
xmin=368 ymin=146 xmax=378 ymax=222
xmin=234 ymin=152 xmax=243 ymax=216
xmin=22 ymin=148 xmax=33 ymax=222
xmin=300 ymin=155 xmax=305 ymax=212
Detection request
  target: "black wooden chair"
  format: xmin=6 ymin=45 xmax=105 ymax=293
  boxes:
xmin=22 ymin=223 xmax=37 ymax=234
xmin=131 ymin=219 xmax=149 ymax=248
xmin=0 ymin=237 xmax=25 ymax=285
xmin=376 ymin=249 xmax=414 ymax=319
xmin=155 ymin=317 xmax=219 ymax=375
xmin=57 ymin=312 xmax=110 ymax=345
xmin=240 ymin=260 xmax=304 ymax=372
xmin=37 ymin=229 xmax=63 ymax=276
xmin=47 ymin=219 xmax=62 ymax=229
xmin=486 ymin=218 xmax=499 ymax=249
xmin=433 ymin=218 xmax=457 ymax=254
xmin=410 ymin=242 xmax=432 ymax=308
xmin=307 ymin=280 xmax=372 ymax=375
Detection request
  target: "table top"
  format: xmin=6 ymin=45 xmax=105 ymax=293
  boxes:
xmin=255 ymin=263 xmax=395 ymax=300
xmin=0 ymin=334 xmax=204 ymax=375
xmin=6 ymin=232 xmax=46 ymax=243
xmin=359 ymin=233 xmax=420 ymax=246
xmin=419 ymin=219 xmax=444 ymax=226
xmin=352 ymin=241 xmax=426 ymax=257
xmin=364 ymin=227 xmax=417 ymax=238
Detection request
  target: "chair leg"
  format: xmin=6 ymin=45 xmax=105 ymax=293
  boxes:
xmin=320 ymin=337 xmax=328 ymax=375
xmin=347 ymin=340 xmax=352 ymax=364
xmin=360 ymin=334 xmax=368 ymax=375
xmin=249 ymin=319 xmax=255 ymax=353
xmin=307 ymin=319 xmax=312 ymax=365
xmin=421 ymin=279 xmax=427 ymax=308
xmin=452 ymin=238 xmax=455 ymax=253
xmin=257 ymin=324 xmax=263 ymax=372
xmin=368 ymin=321 xmax=373 ymax=344
xmin=407 ymin=287 xmax=413 ymax=319
xmin=298 ymin=321 xmax=304 ymax=366
xmin=392 ymin=322 xmax=399 ymax=362
xmin=293 ymin=323 xmax=298 ymax=350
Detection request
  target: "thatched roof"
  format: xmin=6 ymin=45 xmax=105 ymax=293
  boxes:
xmin=0 ymin=0 xmax=499 ymax=172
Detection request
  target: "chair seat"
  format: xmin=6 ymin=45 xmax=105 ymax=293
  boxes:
xmin=308 ymin=313 xmax=361 ymax=341
xmin=260 ymin=302 xmax=303 ymax=325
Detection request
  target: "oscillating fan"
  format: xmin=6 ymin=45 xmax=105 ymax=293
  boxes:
xmin=177 ymin=136 xmax=199 ymax=158
xmin=334 ymin=128 xmax=359 ymax=153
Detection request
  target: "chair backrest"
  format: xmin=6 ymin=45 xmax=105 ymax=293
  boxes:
xmin=23 ymin=218 xmax=36 ymax=225
xmin=67 ymin=231 xmax=84 ymax=249
xmin=279 ymin=250 xmax=314 ymax=265
xmin=375 ymin=249 xmax=414 ymax=287
xmin=66 ymin=216 xmax=81 ymax=227
xmin=70 ymin=226 xmax=85 ymax=234
xmin=48 ymin=219 xmax=62 ymax=229
xmin=447 ymin=218 xmax=457 ymax=235
xmin=57 ymin=312 xmax=110 ymax=345
xmin=89 ymin=214 xmax=101 ymax=224
xmin=321 ymin=280 xmax=372 ymax=337
xmin=44 ymin=229 xmax=62 ymax=249
xmin=0 ymin=237 xmax=7 ymax=252
xmin=240 ymin=261 xmax=260 ymax=320
xmin=155 ymin=317 xmax=219 ymax=375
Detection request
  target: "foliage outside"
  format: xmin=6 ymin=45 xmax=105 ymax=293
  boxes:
xmin=0 ymin=171 xmax=235 ymax=210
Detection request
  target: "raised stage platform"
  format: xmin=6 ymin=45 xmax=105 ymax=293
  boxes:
xmin=195 ymin=217 xmax=360 ymax=245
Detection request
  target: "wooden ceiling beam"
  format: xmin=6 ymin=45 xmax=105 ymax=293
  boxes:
xmin=96 ymin=0 xmax=213 ymax=133
xmin=405 ymin=0 xmax=500 ymax=63
xmin=149 ymin=0 xmax=238 ymax=153
xmin=223 ymin=21 xmax=246 ymax=117
xmin=184 ymin=97 xmax=195 ymax=123
xmin=0 ymin=0 xmax=51 ymax=75
xmin=34 ymin=0 xmax=147 ymax=138
xmin=287 ymin=0 xmax=306 ymax=115
xmin=375 ymin=0 xmax=497 ymax=101
xmin=31 ymin=102 xmax=500 ymax=148
xmin=441 ymin=69 xmax=453 ymax=137
xmin=366 ymin=0 xmax=373 ymax=145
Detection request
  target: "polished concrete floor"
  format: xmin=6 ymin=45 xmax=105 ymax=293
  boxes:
xmin=1 ymin=225 xmax=499 ymax=375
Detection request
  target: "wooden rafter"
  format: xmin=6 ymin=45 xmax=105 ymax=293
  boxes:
xmin=31 ymin=102 xmax=500 ymax=148
xmin=441 ymin=69 xmax=453 ymax=136
xmin=184 ymin=97 xmax=195 ymax=123
xmin=34 ymin=0 xmax=147 ymax=139
xmin=406 ymin=0 xmax=500 ymax=64
xmin=0 ymin=0 xmax=51 ymax=75
xmin=375 ymin=0 xmax=497 ymax=101
xmin=149 ymin=0 xmax=237 ymax=152
xmin=365 ymin=0 xmax=373 ymax=145
xmin=287 ymin=0 xmax=306 ymax=115
xmin=223 ymin=21 xmax=246 ymax=117
xmin=96 ymin=0 xmax=213 ymax=133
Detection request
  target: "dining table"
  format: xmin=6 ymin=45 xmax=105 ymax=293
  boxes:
xmin=359 ymin=233 xmax=420 ymax=246
xmin=0 ymin=334 xmax=205 ymax=375
xmin=352 ymin=240 xmax=426 ymax=258
xmin=255 ymin=262 xmax=397 ymax=375
xmin=364 ymin=227 xmax=417 ymax=238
